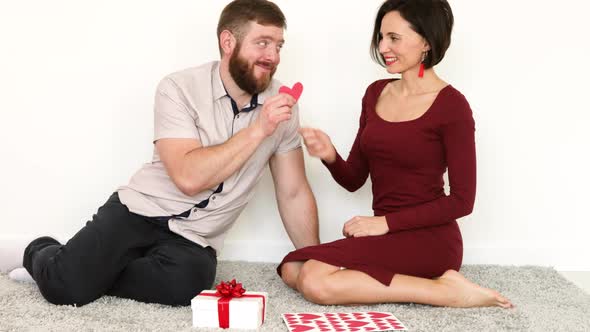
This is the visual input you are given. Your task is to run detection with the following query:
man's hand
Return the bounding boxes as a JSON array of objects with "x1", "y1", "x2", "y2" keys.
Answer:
[
  {"x1": 298, "y1": 128, "x2": 337, "y2": 164},
  {"x1": 342, "y1": 216, "x2": 389, "y2": 238},
  {"x1": 253, "y1": 94, "x2": 296, "y2": 137}
]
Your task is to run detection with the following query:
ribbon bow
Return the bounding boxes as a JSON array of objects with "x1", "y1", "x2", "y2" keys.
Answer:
[
  {"x1": 215, "y1": 279, "x2": 246, "y2": 298},
  {"x1": 200, "y1": 279, "x2": 265, "y2": 329}
]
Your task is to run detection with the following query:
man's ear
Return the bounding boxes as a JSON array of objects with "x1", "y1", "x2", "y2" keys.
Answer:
[{"x1": 220, "y1": 30, "x2": 236, "y2": 57}]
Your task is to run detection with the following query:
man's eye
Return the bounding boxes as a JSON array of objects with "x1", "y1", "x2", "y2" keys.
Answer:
[{"x1": 257, "y1": 41, "x2": 268, "y2": 47}]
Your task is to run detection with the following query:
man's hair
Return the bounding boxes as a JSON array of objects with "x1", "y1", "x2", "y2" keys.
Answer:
[
  {"x1": 370, "y1": 0, "x2": 454, "y2": 69},
  {"x1": 217, "y1": 0, "x2": 287, "y2": 55}
]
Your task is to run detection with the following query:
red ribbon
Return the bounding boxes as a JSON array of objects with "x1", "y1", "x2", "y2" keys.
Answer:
[{"x1": 199, "y1": 279, "x2": 266, "y2": 329}]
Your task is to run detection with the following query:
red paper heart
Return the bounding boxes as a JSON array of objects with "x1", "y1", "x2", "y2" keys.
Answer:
[
  {"x1": 368, "y1": 312, "x2": 390, "y2": 319},
  {"x1": 279, "y1": 82, "x2": 304, "y2": 101},
  {"x1": 364, "y1": 328, "x2": 376, "y2": 331},
  {"x1": 290, "y1": 325, "x2": 314, "y2": 332},
  {"x1": 338, "y1": 313, "x2": 351, "y2": 320},
  {"x1": 346, "y1": 320, "x2": 369, "y2": 328},
  {"x1": 297, "y1": 313, "x2": 322, "y2": 320}
]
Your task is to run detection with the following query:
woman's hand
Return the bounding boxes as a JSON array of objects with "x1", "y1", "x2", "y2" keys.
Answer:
[
  {"x1": 342, "y1": 216, "x2": 389, "y2": 238},
  {"x1": 298, "y1": 127, "x2": 337, "y2": 164}
]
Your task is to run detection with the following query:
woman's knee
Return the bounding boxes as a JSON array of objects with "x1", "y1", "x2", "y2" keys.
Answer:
[
  {"x1": 296, "y1": 263, "x2": 333, "y2": 305},
  {"x1": 280, "y1": 262, "x2": 302, "y2": 289}
]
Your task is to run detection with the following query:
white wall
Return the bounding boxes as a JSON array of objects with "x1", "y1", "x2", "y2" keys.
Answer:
[{"x1": 1, "y1": 0, "x2": 588, "y2": 270}]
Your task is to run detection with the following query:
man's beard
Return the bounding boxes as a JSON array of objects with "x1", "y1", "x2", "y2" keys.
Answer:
[{"x1": 229, "y1": 47, "x2": 276, "y2": 95}]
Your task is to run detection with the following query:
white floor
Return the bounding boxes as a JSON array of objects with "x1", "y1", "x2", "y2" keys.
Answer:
[{"x1": 558, "y1": 271, "x2": 590, "y2": 294}]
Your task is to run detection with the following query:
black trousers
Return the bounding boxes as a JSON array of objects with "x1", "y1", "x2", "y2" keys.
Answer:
[{"x1": 23, "y1": 193, "x2": 217, "y2": 307}]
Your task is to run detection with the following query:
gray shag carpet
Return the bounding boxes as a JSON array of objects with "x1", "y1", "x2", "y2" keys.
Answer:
[{"x1": 1, "y1": 263, "x2": 589, "y2": 332}]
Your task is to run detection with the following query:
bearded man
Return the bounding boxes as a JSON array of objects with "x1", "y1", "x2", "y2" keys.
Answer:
[{"x1": 11, "y1": 0, "x2": 319, "y2": 307}]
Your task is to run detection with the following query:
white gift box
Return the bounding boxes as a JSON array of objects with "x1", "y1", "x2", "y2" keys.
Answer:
[{"x1": 191, "y1": 290, "x2": 267, "y2": 329}]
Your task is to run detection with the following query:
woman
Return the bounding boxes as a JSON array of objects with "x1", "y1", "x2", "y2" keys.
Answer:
[{"x1": 278, "y1": 0, "x2": 513, "y2": 308}]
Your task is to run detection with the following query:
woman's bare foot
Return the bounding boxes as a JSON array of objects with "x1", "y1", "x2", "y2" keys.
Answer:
[{"x1": 437, "y1": 270, "x2": 513, "y2": 308}]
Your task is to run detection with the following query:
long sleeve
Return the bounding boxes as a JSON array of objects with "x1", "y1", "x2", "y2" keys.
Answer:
[
  {"x1": 385, "y1": 95, "x2": 476, "y2": 233},
  {"x1": 322, "y1": 95, "x2": 370, "y2": 192}
]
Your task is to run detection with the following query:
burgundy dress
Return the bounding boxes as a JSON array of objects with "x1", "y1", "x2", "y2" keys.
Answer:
[{"x1": 278, "y1": 79, "x2": 476, "y2": 285}]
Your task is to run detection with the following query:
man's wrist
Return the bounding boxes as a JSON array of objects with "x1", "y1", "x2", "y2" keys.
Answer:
[{"x1": 248, "y1": 124, "x2": 268, "y2": 141}]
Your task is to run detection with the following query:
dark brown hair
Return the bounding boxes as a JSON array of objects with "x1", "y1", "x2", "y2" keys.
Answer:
[
  {"x1": 217, "y1": 0, "x2": 287, "y2": 54},
  {"x1": 370, "y1": 0, "x2": 454, "y2": 69}
]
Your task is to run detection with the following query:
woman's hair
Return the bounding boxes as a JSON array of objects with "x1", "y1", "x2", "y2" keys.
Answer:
[
  {"x1": 370, "y1": 0, "x2": 454, "y2": 69},
  {"x1": 217, "y1": 0, "x2": 286, "y2": 54}
]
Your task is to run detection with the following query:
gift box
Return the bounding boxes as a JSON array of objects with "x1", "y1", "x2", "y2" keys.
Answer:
[{"x1": 191, "y1": 280, "x2": 267, "y2": 329}]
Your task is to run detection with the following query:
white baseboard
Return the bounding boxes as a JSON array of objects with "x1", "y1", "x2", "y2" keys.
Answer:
[
  {"x1": 2, "y1": 235, "x2": 588, "y2": 271},
  {"x1": 463, "y1": 247, "x2": 590, "y2": 271},
  {"x1": 217, "y1": 240, "x2": 295, "y2": 263}
]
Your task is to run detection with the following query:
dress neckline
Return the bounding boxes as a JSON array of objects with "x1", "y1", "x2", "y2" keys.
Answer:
[{"x1": 373, "y1": 79, "x2": 451, "y2": 124}]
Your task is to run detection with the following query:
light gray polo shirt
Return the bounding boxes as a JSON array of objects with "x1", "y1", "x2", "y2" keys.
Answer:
[{"x1": 118, "y1": 61, "x2": 301, "y2": 254}]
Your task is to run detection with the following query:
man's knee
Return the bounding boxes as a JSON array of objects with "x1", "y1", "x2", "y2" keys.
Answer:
[
  {"x1": 36, "y1": 275, "x2": 100, "y2": 307},
  {"x1": 164, "y1": 261, "x2": 217, "y2": 305},
  {"x1": 161, "y1": 275, "x2": 214, "y2": 306},
  {"x1": 28, "y1": 243, "x2": 101, "y2": 307}
]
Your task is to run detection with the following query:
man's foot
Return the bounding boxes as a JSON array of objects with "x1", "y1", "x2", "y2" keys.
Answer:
[
  {"x1": 9, "y1": 268, "x2": 35, "y2": 283},
  {"x1": 23, "y1": 236, "x2": 60, "y2": 276},
  {"x1": 437, "y1": 270, "x2": 513, "y2": 308}
]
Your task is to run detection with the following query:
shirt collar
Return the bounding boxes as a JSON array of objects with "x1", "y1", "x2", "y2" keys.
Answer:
[{"x1": 212, "y1": 62, "x2": 227, "y2": 101}]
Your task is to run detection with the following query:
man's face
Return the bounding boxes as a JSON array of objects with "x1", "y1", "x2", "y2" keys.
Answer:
[{"x1": 229, "y1": 22, "x2": 284, "y2": 95}]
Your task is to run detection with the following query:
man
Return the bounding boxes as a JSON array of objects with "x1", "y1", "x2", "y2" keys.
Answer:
[{"x1": 12, "y1": 0, "x2": 319, "y2": 306}]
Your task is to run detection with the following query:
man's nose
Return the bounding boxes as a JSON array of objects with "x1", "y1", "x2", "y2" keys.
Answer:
[{"x1": 265, "y1": 47, "x2": 280, "y2": 63}]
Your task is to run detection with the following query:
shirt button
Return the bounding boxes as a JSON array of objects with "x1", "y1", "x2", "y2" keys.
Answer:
[
  {"x1": 193, "y1": 208, "x2": 198, "y2": 213},
  {"x1": 236, "y1": 115, "x2": 240, "y2": 119},
  {"x1": 211, "y1": 196, "x2": 216, "y2": 201}
]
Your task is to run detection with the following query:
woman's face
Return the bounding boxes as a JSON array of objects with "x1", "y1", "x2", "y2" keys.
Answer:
[{"x1": 378, "y1": 11, "x2": 430, "y2": 75}]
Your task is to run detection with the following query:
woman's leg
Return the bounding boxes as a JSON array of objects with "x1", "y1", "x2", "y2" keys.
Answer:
[{"x1": 296, "y1": 259, "x2": 513, "y2": 308}]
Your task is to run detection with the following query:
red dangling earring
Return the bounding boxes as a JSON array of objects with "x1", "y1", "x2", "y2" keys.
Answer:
[{"x1": 418, "y1": 52, "x2": 426, "y2": 78}]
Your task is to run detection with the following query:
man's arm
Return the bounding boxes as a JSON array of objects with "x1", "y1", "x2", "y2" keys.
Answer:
[
  {"x1": 270, "y1": 148, "x2": 320, "y2": 249},
  {"x1": 157, "y1": 93, "x2": 296, "y2": 197},
  {"x1": 156, "y1": 127, "x2": 265, "y2": 196}
]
